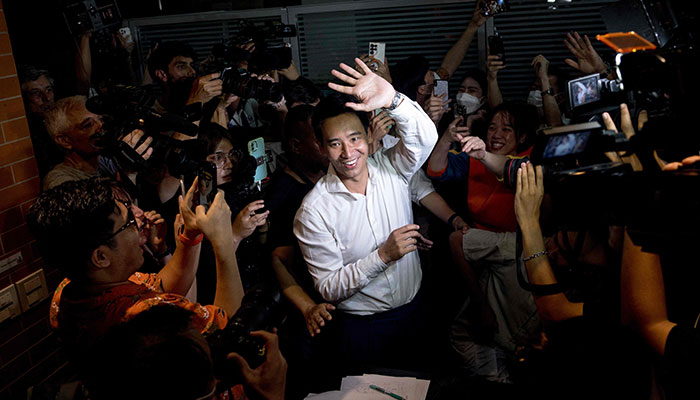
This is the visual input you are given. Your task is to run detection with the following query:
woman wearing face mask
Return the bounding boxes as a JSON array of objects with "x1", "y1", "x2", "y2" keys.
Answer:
[{"x1": 528, "y1": 55, "x2": 567, "y2": 128}]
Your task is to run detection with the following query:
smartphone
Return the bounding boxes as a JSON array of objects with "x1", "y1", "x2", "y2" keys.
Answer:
[
  {"x1": 373, "y1": 108, "x2": 396, "y2": 135},
  {"x1": 478, "y1": 0, "x2": 509, "y2": 16},
  {"x1": 197, "y1": 161, "x2": 218, "y2": 210},
  {"x1": 433, "y1": 79, "x2": 449, "y2": 110},
  {"x1": 248, "y1": 137, "x2": 268, "y2": 184},
  {"x1": 368, "y1": 42, "x2": 386, "y2": 65},
  {"x1": 488, "y1": 35, "x2": 505, "y2": 64},
  {"x1": 118, "y1": 27, "x2": 134, "y2": 46}
]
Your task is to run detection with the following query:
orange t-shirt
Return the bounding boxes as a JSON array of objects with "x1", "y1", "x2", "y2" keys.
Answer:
[{"x1": 50, "y1": 272, "x2": 228, "y2": 358}]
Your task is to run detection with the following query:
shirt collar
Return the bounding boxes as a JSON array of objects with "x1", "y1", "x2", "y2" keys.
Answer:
[{"x1": 324, "y1": 160, "x2": 377, "y2": 196}]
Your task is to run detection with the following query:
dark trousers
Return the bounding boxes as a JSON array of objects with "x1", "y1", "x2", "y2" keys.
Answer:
[{"x1": 322, "y1": 292, "x2": 425, "y2": 377}]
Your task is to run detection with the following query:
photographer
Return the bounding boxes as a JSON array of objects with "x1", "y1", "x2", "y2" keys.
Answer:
[
  {"x1": 19, "y1": 65, "x2": 64, "y2": 177},
  {"x1": 42, "y1": 95, "x2": 153, "y2": 190},
  {"x1": 85, "y1": 304, "x2": 287, "y2": 400},
  {"x1": 148, "y1": 41, "x2": 223, "y2": 116},
  {"x1": 26, "y1": 177, "x2": 249, "y2": 366}
]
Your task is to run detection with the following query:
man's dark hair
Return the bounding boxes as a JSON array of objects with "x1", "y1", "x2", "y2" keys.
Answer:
[
  {"x1": 84, "y1": 305, "x2": 214, "y2": 400},
  {"x1": 284, "y1": 104, "x2": 316, "y2": 152},
  {"x1": 27, "y1": 178, "x2": 118, "y2": 283},
  {"x1": 392, "y1": 55, "x2": 430, "y2": 102},
  {"x1": 490, "y1": 101, "x2": 540, "y2": 153},
  {"x1": 311, "y1": 94, "x2": 369, "y2": 145},
  {"x1": 147, "y1": 41, "x2": 197, "y2": 82},
  {"x1": 18, "y1": 65, "x2": 53, "y2": 86},
  {"x1": 459, "y1": 69, "x2": 488, "y2": 97},
  {"x1": 286, "y1": 79, "x2": 321, "y2": 107}
]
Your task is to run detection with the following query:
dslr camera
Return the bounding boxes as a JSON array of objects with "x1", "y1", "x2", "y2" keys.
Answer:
[{"x1": 206, "y1": 286, "x2": 285, "y2": 384}]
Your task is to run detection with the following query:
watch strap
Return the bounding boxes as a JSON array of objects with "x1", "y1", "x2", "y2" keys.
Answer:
[{"x1": 387, "y1": 91, "x2": 403, "y2": 111}]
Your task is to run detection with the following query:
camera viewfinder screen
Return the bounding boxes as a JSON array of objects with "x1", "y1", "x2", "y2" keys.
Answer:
[
  {"x1": 542, "y1": 131, "x2": 592, "y2": 159},
  {"x1": 569, "y1": 74, "x2": 601, "y2": 108}
]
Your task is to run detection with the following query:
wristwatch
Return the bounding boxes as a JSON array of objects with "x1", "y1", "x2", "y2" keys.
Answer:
[
  {"x1": 541, "y1": 88, "x2": 555, "y2": 97},
  {"x1": 387, "y1": 91, "x2": 403, "y2": 111}
]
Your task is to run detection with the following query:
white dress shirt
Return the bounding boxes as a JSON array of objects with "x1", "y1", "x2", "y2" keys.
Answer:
[{"x1": 293, "y1": 96, "x2": 438, "y2": 315}]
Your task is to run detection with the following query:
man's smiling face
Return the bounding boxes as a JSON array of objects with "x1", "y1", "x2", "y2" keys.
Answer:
[{"x1": 321, "y1": 112, "x2": 369, "y2": 183}]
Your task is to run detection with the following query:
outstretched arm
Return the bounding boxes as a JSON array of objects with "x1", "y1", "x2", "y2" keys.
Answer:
[
  {"x1": 271, "y1": 246, "x2": 335, "y2": 337},
  {"x1": 515, "y1": 162, "x2": 583, "y2": 321},
  {"x1": 439, "y1": 4, "x2": 489, "y2": 79},
  {"x1": 329, "y1": 58, "x2": 437, "y2": 180},
  {"x1": 157, "y1": 179, "x2": 202, "y2": 296},
  {"x1": 620, "y1": 230, "x2": 675, "y2": 355}
]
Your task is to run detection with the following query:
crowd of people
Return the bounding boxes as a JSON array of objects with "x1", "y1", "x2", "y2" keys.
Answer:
[{"x1": 18, "y1": 3, "x2": 698, "y2": 399}]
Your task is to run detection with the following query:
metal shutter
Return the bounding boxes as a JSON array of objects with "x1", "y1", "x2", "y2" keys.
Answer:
[
  {"x1": 127, "y1": 10, "x2": 283, "y2": 81},
  {"x1": 289, "y1": 0, "x2": 480, "y2": 96},
  {"x1": 487, "y1": 0, "x2": 619, "y2": 100}
]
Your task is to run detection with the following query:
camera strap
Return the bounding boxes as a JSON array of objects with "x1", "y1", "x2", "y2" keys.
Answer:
[{"x1": 516, "y1": 229, "x2": 564, "y2": 296}]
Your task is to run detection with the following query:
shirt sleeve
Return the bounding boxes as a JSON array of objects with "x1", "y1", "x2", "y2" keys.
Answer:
[
  {"x1": 385, "y1": 95, "x2": 438, "y2": 182},
  {"x1": 409, "y1": 169, "x2": 435, "y2": 204},
  {"x1": 293, "y1": 205, "x2": 389, "y2": 303},
  {"x1": 427, "y1": 150, "x2": 471, "y2": 182},
  {"x1": 124, "y1": 293, "x2": 229, "y2": 336}
]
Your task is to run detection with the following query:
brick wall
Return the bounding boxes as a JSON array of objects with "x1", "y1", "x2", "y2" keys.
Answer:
[{"x1": 0, "y1": 1, "x2": 69, "y2": 398}]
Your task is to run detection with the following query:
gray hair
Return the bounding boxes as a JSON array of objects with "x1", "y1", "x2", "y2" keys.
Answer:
[{"x1": 44, "y1": 96, "x2": 87, "y2": 138}]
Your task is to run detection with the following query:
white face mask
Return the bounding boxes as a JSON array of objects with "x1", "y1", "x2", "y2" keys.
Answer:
[
  {"x1": 455, "y1": 92, "x2": 483, "y2": 115},
  {"x1": 527, "y1": 90, "x2": 543, "y2": 108}
]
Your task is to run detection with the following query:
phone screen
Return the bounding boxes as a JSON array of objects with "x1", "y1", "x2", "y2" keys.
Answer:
[{"x1": 197, "y1": 162, "x2": 218, "y2": 210}]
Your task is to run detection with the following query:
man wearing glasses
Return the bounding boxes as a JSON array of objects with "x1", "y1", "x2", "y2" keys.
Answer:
[{"x1": 27, "y1": 177, "x2": 246, "y2": 367}]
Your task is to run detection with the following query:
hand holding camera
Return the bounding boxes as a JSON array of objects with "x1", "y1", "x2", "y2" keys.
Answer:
[
  {"x1": 178, "y1": 177, "x2": 204, "y2": 240},
  {"x1": 227, "y1": 330, "x2": 287, "y2": 400},
  {"x1": 424, "y1": 93, "x2": 451, "y2": 125},
  {"x1": 443, "y1": 116, "x2": 471, "y2": 144},
  {"x1": 232, "y1": 200, "x2": 269, "y2": 243},
  {"x1": 486, "y1": 54, "x2": 505, "y2": 81},
  {"x1": 358, "y1": 54, "x2": 392, "y2": 84},
  {"x1": 514, "y1": 162, "x2": 544, "y2": 230},
  {"x1": 187, "y1": 72, "x2": 224, "y2": 105},
  {"x1": 195, "y1": 189, "x2": 234, "y2": 249}
]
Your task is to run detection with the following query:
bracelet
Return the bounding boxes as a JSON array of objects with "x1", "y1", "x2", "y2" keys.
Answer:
[
  {"x1": 523, "y1": 250, "x2": 549, "y2": 262},
  {"x1": 447, "y1": 213, "x2": 459, "y2": 226},
  {"x1": 178, "y1": 225, "x2": 204, "y2": 246}
]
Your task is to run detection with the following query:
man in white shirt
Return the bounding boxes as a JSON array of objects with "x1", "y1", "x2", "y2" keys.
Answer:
[{"x1": 293, "y1": 58, "x2": 437, "y2": 371}]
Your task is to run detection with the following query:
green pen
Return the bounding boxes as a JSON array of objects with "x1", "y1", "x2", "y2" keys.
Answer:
[{"x1": 369, "y1": 384, "x2": 406, "y2": 400}]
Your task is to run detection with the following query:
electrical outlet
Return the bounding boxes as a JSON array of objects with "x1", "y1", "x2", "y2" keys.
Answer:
[
  {"x1": 15, "y1": 269, "x2": 49, "y2": 312},
  {"x1": 0, "y1": 252, "x2": 23, "y2": 275},
  {"x1": 0, "y1": 285, "x2": 21, "y2": 324}
]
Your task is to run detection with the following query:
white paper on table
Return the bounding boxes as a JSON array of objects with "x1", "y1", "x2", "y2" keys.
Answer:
[{"x1": 340, "y1": 374, "x2": 429, "y2": 400}]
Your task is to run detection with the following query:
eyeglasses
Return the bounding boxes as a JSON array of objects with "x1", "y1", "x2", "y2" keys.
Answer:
[
  {"x1": 206, "y1": 149, "x2": 239, "y2": 168},
  {"x1": 106, "y1": 207, "x2": 137, "y2": 241}
]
